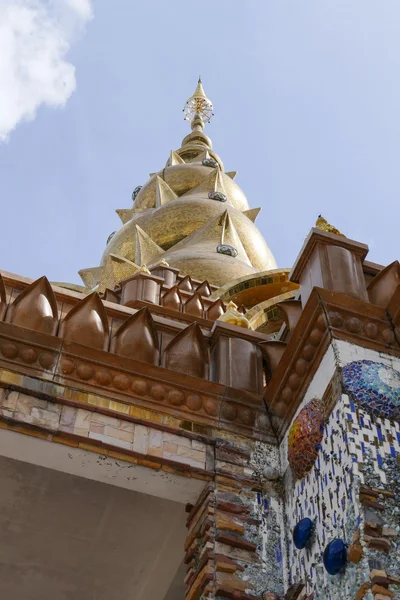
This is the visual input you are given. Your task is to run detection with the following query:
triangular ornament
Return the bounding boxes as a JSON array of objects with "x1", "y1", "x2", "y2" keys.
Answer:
[
  {"x1": 181, "y1": 168, "x2": 226, "y2": 198},
  {"x1": 78, "y1": 266, "x2": 104, "y2": 289},
  {"x1": 166, "y1": 150, "x2": 185, "y2": 167},
  {"x1": 134, "y1": 225, "x2": 165, "y2": 266},
  {"x1": 155, "y1": 176, "x2": 178, "y2": 207},
  {"x1": 98, "y1": 254, "x2": 140, "y2": 293},
  {"x1": 242, "y1": 207, "x2": 261, "y2": 223}
]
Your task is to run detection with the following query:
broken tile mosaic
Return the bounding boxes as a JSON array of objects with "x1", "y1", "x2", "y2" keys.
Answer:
[
  {"x1": 342, "y1": 360, "x2": 400, "y2": 420},
  {"x1": 288, "y1": 399, "x2": 325, "y2": 479}
]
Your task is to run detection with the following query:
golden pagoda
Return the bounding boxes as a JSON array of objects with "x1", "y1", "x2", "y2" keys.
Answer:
[{"x1": 79, "y1": 79, "x2": 277, "y2": 292}]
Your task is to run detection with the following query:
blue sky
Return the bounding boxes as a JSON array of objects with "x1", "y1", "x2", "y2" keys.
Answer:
[{"x1": 0, "y1": 1, "x2": 399, "y2": 285}]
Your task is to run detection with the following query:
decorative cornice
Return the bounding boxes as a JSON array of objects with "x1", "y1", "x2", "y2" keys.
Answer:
[
  {"x1": 264, "y1": 287, "x2": 400, "y2": 438},
  {"x1": 0, "y1": 321, "x2": 274, "y2": 443}
]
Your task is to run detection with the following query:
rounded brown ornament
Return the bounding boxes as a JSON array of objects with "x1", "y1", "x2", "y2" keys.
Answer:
[
  {"x1": 1, "y1": 343, "x2": 18, "y2": 359},
  {"x1": 60, "y1": 359, "x2": 74, "y2": 375},
  {"x1": 76, "y1": 364, "x2": 94, "y2": 380},
  {"x1": 346, "y1": 317, "x2": 362, "y2": 333},
  {"x1": 167, "y1": 389, "x2": 184, "y2": 406},
  {"x1": 20, "y1": 348, "x2": 38, "y2": 364},
  {"x1": 38, "y1": 353, "x2": 55, "y2": 370},
  {"x1": 113, "y1": 374, "x2": 131, "y2": 391},
  {"x1": 302, "y1": 344, "x2": 315, "y2": 361},
  {"x1": 95, "y1": 370, "x2": 112, "y2": 386},
  {"x1": 151, "y1": 384, "x2": 166, "y2": 401},
  {"x1": 222, "y1": 403, "x2": 237, "y2": 421},
  {"x1": 203, "y1": 398, "x2": 218, "y2": 416},
  {"x1": 132, "y1": 379, "x2": 148, "y2": 395},
  {"x1": 328, "y1": 311, "x2": 344, "y2": 328},
  {"x1": 186, "y1": 394, "x2": 202, "y2": 411}
]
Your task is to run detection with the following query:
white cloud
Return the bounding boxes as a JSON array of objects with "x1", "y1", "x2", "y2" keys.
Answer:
[{"x1": 0, "y1": 0, "x2": 93, "y2": 142}]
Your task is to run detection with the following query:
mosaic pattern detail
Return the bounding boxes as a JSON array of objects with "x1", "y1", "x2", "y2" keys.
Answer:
[
  {"x1": 286, "y1": 394, "x2": 363, "y2": 599},
  {"x1": 131, "y1": 185, "x2": 142, "y2": 201},
  {"x1": 208, "y1": 191, "x2": 227, "y2": 202},
  {"x1": 288, "y1": 399, "x2": 325, "y2": 479},
  {"x1": 342, "y1": 360, "x2": 400, "y2": 420},
  {"x1": 202, "y1": 158, "x2": 218, "y2": 168},
  {"x1": 286, "y1": 376, "x2": 400, "y2": 597},
  {"x1": 216, "y1": 244, "x2": 238, "y2": 258}
]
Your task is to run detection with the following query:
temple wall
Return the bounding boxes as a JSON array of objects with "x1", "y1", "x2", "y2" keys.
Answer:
[{"x1": 282, "y1": 341, "x2": 400, "y2": 600}]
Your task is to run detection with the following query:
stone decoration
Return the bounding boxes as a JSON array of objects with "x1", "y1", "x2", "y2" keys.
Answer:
[
  {"x1": 131, "y1": 185, "x2": 142, "y2": 201},
  {"x1": 216, "y1": 244, "x2": 238, "y2": 258},
  {"x1": 208, "y1": 191, "x2": 227, "y2": 202},
  {"x1": 342, "y1": 359, "x2": 400, "y2": 420},
  {"x1": 106, "y1": 231, "x2": 116, "y2": 245},
  {"x1": 293, "y1": 517, "x2": 314, "y2": 550},
  {"x1": 6, "y1": 276, "x2": 58, "y2": 336},
  {"x1": 202, "y1": 157, "x2": 218, "y2": 168},
  {"x1": 322, "y1": 539, "x2": 347, "y2": 575},
  {"x1": 58, "y1": 293, "x2": 109, "y2": 350},
  {"x1": 162, "y1": 323, "x2": 209, "y2": 379},
  {"x1": 110, "y1": 306, "x2": 159, "y2": 365},
  {"x1": 287, "y1": 399, "x2": 324, "y2": 479}
]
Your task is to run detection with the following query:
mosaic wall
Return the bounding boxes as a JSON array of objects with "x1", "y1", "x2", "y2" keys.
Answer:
[{"x1": 282, "y1": 342, "x2": 400, "y2": 599}]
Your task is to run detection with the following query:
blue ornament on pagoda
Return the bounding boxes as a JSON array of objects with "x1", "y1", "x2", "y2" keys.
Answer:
[
  {"x1": 323, "y1": 539, "x2": 347, "y2": 575},
  {"x1": 293, "y1": 518, "x2": 314, "y2": 550}
]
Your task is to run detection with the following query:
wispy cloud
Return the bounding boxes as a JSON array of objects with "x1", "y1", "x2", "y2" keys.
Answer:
[{"x1": 0, "y1": 0, "x2": 93, "y2": 142}]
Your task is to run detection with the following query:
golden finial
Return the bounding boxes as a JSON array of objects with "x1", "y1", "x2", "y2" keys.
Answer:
[
  {"x1": 217, "y1": 301, "x2": 252, "y2": 329},
  {"x1": 315, "y1": 215, "x2": 345, "y2": 237},
  {"x1": 183, "y1": 77, "x2": 214, "y2": 128},
  {"x1": 138, "y1": 265, "x2": 151, "y2": 274},
  {"x1": 157, "y1": 258, "x2": 170, "y2": 267}
]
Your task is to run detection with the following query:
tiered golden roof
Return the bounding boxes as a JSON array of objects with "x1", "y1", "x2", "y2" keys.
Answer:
[{"x1": 79, "y1": 80, "x2": 277, "y2": 291}]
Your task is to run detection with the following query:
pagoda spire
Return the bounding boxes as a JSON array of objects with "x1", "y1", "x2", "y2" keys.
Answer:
[{"x1": 183, "y1": 77, "x2": 214, "y2": 128}]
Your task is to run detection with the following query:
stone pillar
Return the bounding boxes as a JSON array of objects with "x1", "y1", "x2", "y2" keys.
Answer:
[
  {"x1": 290, "y1": 228, "x2": 369, "y2": 307},
  {"x1": 150, "y1": 265, "x2": 180, "y2": 288},
  {"x1": 119, "y1": 272, "x2": 164, "y2": 306},
  {"x1": 210, "y1": 322, "x2": 265, "y2": 394},
  {"x1": 185, "y1": 443, "x2": 285, "y2": 600}
]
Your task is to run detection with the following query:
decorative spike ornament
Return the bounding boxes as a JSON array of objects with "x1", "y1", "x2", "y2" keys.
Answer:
[
  {"x1": 163, "y1": 323, "x2": 209, "y2": 378},
  {"x1": 111, "y1": 307, "x2": 159, "y2": 364},
  {"x1": 188, "y1": 149, "x2": 211, "y2": 164},
  {"x1": 134, "y1": 225, "x2": 165, "y2": 266},
  {"x1": 165, "y1": 210, "x2": 251, "y2": 266},
  {"x1": 225, "y1": 171, "x2": 237, "y2": 180},
  {"x1": 181, "y1": 168, "x2": 225, "y2": 198},
  {"x1": 115, "y1": 208, "x2": 147, "y2": 225},
  {"x1": 7, "y1": 276, "x2": 58, "y2": 335},
  {"x1": 59, "y1": 293, "x2": 109, "y2": 350},
  {"x1": 155, "y1": 176, "x2": 178, "y2": 207},
  {"x1": 243, "y1": 208, "x2": 261, "y2": 223},
  {"x1": 97, "y1": 254, "x2": 141, "y2": 293},
  {"x1": 78, "y1": 266, "x2": 104, "y2": 289},
  {"x1": 166, "y1": 150, "x2": 185, "y2": 167}
]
